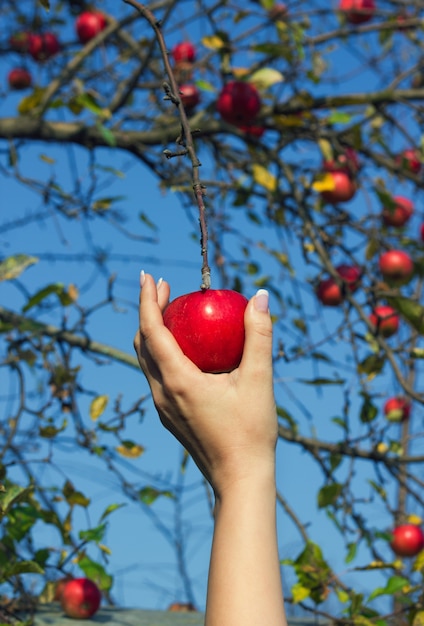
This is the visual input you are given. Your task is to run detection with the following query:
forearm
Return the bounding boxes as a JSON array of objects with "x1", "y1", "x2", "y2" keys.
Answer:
[{"x1": 205, "y1": 466, "x2": 287, "y2": 626}]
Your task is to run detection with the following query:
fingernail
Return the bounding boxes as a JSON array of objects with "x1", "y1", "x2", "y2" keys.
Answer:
[
  {"x1": 140, "y1": 270, "x2": 145, "y2": 288},
  {"x1": 157, "y1": 277, "x2": 163, "y2": 290},
  {"x1": 254, "y1": 289, "x2": 269, "y2": 312}
]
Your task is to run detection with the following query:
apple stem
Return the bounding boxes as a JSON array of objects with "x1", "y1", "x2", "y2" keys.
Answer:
[{"x1": 122, "y1": 0, "x2": 211, "y2": 290}]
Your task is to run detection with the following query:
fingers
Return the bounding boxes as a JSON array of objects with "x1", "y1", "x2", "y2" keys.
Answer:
[
  {"x1": 239, "y1": 289, "x2": 273, "y2": 384},
  {"x1": 135, "y1": 273, "x2": 197, "y2": 381}
]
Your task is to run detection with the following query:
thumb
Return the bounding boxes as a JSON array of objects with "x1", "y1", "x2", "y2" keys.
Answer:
[{"x1": 239, "y1": 289, "x2": 273, "y2": 380}]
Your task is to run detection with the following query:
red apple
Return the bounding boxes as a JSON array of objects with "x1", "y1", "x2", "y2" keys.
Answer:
[
  {"x1": 217, "y1": 81, "x2": 261, "y2": 126},
  {"x1": 179, "y1": 83, "x2": 200, "y2": 110},
  {"x1": 54, "y1": 576, "x2": 74, "y2": 602},
  {"x1": 323, "y1": 148, "x2": 360, "y2": 175},
  {"x1": 379, "y1": 250, "x2": 414, "y2": 285},
  {"x1": 75, "y1": 11, "x2": 107, "y2": 44},
  {"x1": 172, "y1": 41, "x2": 196, "y2": 64},
  {"x1": 320, "y1": 170, "x2": 357, "y2": 204},
  {"x1": 60, "y1": 577, "x2": 101, "y2": 619},
  {"x1": 390, "y1": 524, "x2": 424, "y2": 557},
  {"x1": 268, "y1": 3, "x2": 288, "y2": 21},
  {"x1": 167, "y1": 602, "x2": 197, "y2": 612},
  {"x1": 369, "y1": 305, "x2": 399, "y2": 338},
  {"x1": 9, "y1": 32, "x2": 31, "y2": 53},
  {"x1": 421, "y1": 223, "x2": 424, "y2": 242},
  {"x1": 163, "y1": 289, "x2": 248, "y2": 373},
  {"x1": 8, "y1": 68, "x2": 32, "y2": 90},
  {"x1": 382, "y1": 195, "x2": 414, "y2": 227},
  {"x1": 316, "y1": 264, "x2": 361, "y2": 306},
  {"x1": 237, "y1": 124, "x2": 265, "y2": 137},
  {"x1": 396, "y1": 148, "x2": 422, "y2": 175},
  {"x1": 28, "y1": 32, "x2": 60, "y2": 62},
  {"x1": 339, "y1": 0, "x2": 376, "y2": 24},
  {"x1": 383, "y1": 397, "x2": 411, "y2": 422}
]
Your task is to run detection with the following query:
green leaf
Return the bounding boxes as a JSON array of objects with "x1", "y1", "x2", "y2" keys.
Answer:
[
  {"x1": 139, "y1": 212, "x2": 158, "y2": 231},
  {"x1": 5, "y1": 560, "x2": 44, "y2": 577},
  {"x1": 277, "y1": 406, "x2": 298, "y2": 433},
  {"x1": 97, "y1": 123, "x2": 117, "y2": 147},
  {"x1": 345, "y1": 542, "x2": 357, "y2": 564},
  {"x1": 327, "y1": 111, "x2": 352, "y2": 124},
  {"x1": 368, "y1": 576, "x2": 409, "y2": 601},
  {"x1": 22, "y1": 283, "x2": 71, "y2": 313},
  {"x1": 0, "y1": 485, "x2": 32, "y2": 517},
  {"x1": 387, "y1": 296, "x2": 424, "y2": 335},
  {"x1": 317, "y1": 483, "x2": 343, "y2": 508},
  {"x1": 78, "y1": 556, "x2": 113, "y2": 591},
  {"x1": 357, "y1": 354, "x2": 386, "y2": 379},
  {"x1": 99, "y1": 502, "x2": 126, "y2": 523},
  {"x1": 79, "y1": 523, "x2": 107, "y2": 543},
  {"x1": 299, "y1": 377, "x2": 344, "y2": 386},
  {"x1": 138, "y1": 487, "x2": 174, "y2": 506},
  {"x1": 359, "y1": 396, "x2": 378, "y2": 423},
  {"x1": 0, "y1": 255, "x2": 38, "y2": 282}
]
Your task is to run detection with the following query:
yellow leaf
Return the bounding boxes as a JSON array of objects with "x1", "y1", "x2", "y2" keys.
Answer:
[
  {"x1": 291, "y1": 582, "x2": 310, "y2": 604},
  {"x1": 201, "y1": 35, "x2": 226, "y2": 50},
  {"x1": 232, "y1": 67, "x2": 251, "y2": 79},
  {"x1": 252, "y1": 164, "x2": 277, "y2": 192},
  {"x1": 90, "y1": 395, "x2": 109, "y2": 421},
  {"x1": 407, "y1": 514, "x2": 423, "y2": 525},
  {"x1": 336, "y1": 589, "x2": 350, "y2": 603},
  {"x1": 116, "y1": 442, "x2": 144, "y2": 459},
  {"x1": 99, "y1": 543, "x2": 112, "y2": 555},
  {"x1": 312, "y1": 172, "x2": 336, "y2": 192},
  {"x1": 18, "y1": 87, "x2": 46, "y2": 115},
  {"x1": 249, "y1": 67, "x2": 284, "y2": 90},
  {"x1": 39, "y1": 154, "x2": 56, "y2": 164},
  {"x1": 413, "y1": 550, "x2": 424, "y2": 572},
  {"x1": 412, "y1": 610, "x2": 424, "y2": 626},
  {"x1": 273, "y1": 114, "x2": 305, "y2": 128},
  {"x1": 318, "y1": 139, "x2": 333, "y2": 162},
  {"x1": 67, "y1": 284, "x2": 79, "y2": 302},
  {"x1": 376, "y1": 442, "x2": 388, "y2": 454}
]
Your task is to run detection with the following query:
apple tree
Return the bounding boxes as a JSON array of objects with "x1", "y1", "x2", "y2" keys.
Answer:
[{"x1": 1, "y1": 0, "x2": 424, "y2": 623}]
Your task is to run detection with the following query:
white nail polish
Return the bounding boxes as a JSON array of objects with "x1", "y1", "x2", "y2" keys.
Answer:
[
  {"x1": 140, "y1": 270, "x2": 146, "y2": 287},
  {"x1": 157, "y1": 277, "x2": 163, "y2": 290}
]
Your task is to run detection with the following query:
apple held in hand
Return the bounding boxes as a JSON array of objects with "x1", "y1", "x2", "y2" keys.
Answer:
[
  {"x1": 76, "y1": 11, "x2": 107, "y2": 44},
  {"x1": 382, "y1": 195, "x2": 414, "y2": 227},
  {"x1": 61, "y1": 577, "x2": 101, "y2": 619},
  {"x1": 339, "y1": 0, "x2": 376, "y2": 24},
  {"x1": 390, "y1": 524, "x2": 424, "y2": 557},
  {"x1": 163, "y1": 289, "x2": 248, "y2": 373},
  {"x1": 383, "y1": 397, "x2": 411, "y2": 422},
  {"x1": 379, "y1": 249, "x2": 414, "y2": 285},
  {"x1": 368, "y1": 305, "x2": 399, "y2": 338},
  {"x1": 217, "y1": 81, "x2": 261, "y2": 126}
]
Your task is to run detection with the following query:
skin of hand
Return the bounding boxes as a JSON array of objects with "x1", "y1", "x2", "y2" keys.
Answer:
[{"x1": 134, "y1": 272, "x2": 287, "y2": 626}]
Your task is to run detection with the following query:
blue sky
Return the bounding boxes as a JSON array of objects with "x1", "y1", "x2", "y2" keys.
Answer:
[{"x1": 1, "y1": 0, "x2": 423, "y2": 613}]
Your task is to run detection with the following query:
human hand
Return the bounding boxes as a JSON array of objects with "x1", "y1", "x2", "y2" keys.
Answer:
[{"x1": 134, "y1": 272, "x2": 277, "y2": 497}]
